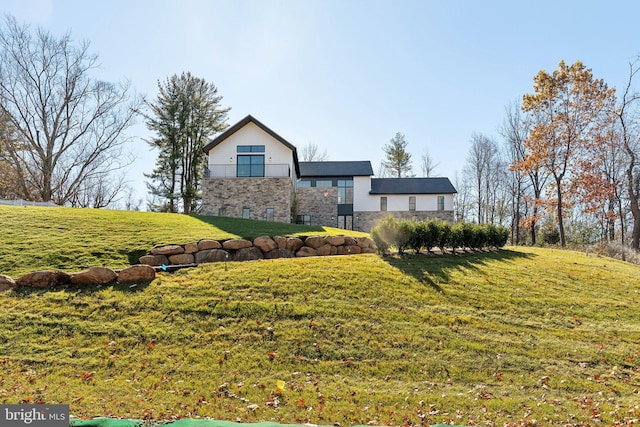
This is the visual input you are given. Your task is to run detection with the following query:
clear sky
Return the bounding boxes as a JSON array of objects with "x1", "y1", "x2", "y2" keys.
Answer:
[{"x1": 4, "y1": 0, "x2": 640, "y2": 204}]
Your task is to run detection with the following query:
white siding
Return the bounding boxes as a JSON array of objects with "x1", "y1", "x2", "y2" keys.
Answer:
[
  {"x1": 207, "y1": 122, "x2": 295, "y2": 180},
  {"x1": 354, "y1": 190, "x2": 454, "y2": 213}
]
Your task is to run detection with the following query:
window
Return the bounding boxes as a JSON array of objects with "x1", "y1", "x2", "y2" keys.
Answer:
[
  {"x1": 380, "y1": 196, "x2": 387, "y2": 211},
  {"x1": 316, "y1": 180, "x2": 333, "y2": 188},
  {"x1": 409, "y1": 196, "x2": 416, "y2": 211},
  {"x1": 237, "y1": 155, "x2": 265, "y2": 177},
  {"x1": 296, "y1": 214, "x2": 311, "y2": 225},
  {"x1": 242, "y1": 208, "x2": 250, "y2": 219},
  {"x1": 298, "y1": 180, "x2": 312, "y2": 187},
  {"x1": 237, "y1": 145, "x2": 265, "y2": 153},
  {"x1": 266, "y1": 208, "x2": 275, "y2": 222},
  {"x1": 337, "y1": 179, "x2": 353, "y2": 204},
  {"x1": 337, "y1": 215, "x2": 353, "y2": 230},
  {"x1": 218, "y1": 207, "x2": 227, "y2": 216},
  {"x1": 437, "y1": 196, "x2": 445, "y2": 211}
]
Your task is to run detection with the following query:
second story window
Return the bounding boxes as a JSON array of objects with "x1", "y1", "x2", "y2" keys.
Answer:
[
  {"x1": 380, "y1": 196, "x2": 387, "y2": 211},
  {"x1": 337, "y1": 179, "x2": 353, "y2": 204},
  {"x1": 437, "y1": 195, "x2": 445, "y2": 211},
  {"x1": 237, "y1": 145, "x2": 265, "y2": 177}
]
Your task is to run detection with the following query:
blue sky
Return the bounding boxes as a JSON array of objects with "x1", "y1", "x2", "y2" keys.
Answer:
[{"x1": 4, "y1": 0, "x2": 640, "y2": 203}]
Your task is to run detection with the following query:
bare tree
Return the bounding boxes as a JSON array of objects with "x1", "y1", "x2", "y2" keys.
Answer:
[
  {"x1": 300, "y1": 142, "x2": 328, "y2": 161},
  {"x1": 464, "y1": 132, "x2": 500, "y2": 224},
  {"x1": 420, "y1": 149, "x2": 440, "y2": 177},
  {"x1": 0, "y1": 15, "x2": 138, "y2": 205}
]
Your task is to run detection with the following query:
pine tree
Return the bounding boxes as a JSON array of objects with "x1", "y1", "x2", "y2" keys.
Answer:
[
  {"x1": 382, "y1": 132, "x2": 413, "y2": 177},
  {"x1": 145, "y1": 72, "x2": 229, "y2": 213}
]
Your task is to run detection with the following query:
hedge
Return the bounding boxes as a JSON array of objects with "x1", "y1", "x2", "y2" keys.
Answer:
[{"x1": 371, "y1": 216, "x2": 509, "y2": 254}]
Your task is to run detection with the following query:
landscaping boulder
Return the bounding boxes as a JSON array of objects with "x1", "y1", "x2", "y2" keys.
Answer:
[
  {"x1": 198, "y1": 239, "x2": 222, "y2": 250},
  {"x1": 264, "y1": 248, "x2": 294, "y2": 259},
  {"x1": 222, "y1": 238, "x2": 252, "y2": 250},
  {"x1": 296, "y1": 246, "x2": 317, "y2": 257},
  {"x1": 304, "y1": 236, "x2": 326, "y2": 249},
  {"x1": 0, "y1": 274, "x2": 16, "y2": 291},
  {"x1": 343, "y1": 236, "x2": 357, "y2": 246},
  {"x1": 357, "y1": 237, "x2": 375, "y2": 249},
  {"x1": 168, "y1": 253, "x2": 195, "y2": 265},
  {"x1": 16, "y1": 270, "x2": 71, "y2": 288},
  {"x1": 151, "y1": 245, "x2": 184, "y2": 256},
  {"x1": 337, "y1": 245, "x2": 361, "y2": 255},
  {"x1": 253, "y1": 236, "x2": 277, "y2": 253},
  {"x1": 117, "y1": 265, "x2": 155, "y2": 283},
  {"x1": 361, "y1": 247, "x2": 377, "y2": 254},
  {"x1": 139, "y1": 254, "x2": 169, "y2": 266},
  {"x1": 184, "y1": 243, "x2": 199, "y2": 254},
  {"x1": 325, "y1": 236, "x2": 346, "y2": 246},
  {"x1": 195, "y1": 249, "x2": 229, "y2": 264},
  {"x1": 70, "y1": 266, "x2": 117, "y2": 286},
  {"x1": 273, "y1": 236, "x2": 288, "y2": 249},
  {"x1": 233, "y1": 247, "x2": 264, "y2": 261},
  {"x1": 286, "y1": 237, "x2": 304, "y2": 252},
  {"x1": 316, "y1": 244, "x2": 335, "y2": 256}
]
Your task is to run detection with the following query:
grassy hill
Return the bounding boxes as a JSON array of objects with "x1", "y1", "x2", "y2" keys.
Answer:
[
  {"x1": 0, "y1": 206, "x2": 639, "y2": 426},
  {"x1": 0, "y1": 205, "x2": 366, "y2": 277}
]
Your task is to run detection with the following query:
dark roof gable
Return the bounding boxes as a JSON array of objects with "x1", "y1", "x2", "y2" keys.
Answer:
[
  {"x1": 370, "y1": 177, "x2": 457, "y2": 195},
  {"x1": 299, "y1": 161, "x2": 374, "y2": 177},
  {"x1": 202, "y1": 114, "x2": 300, "y2": 177}
]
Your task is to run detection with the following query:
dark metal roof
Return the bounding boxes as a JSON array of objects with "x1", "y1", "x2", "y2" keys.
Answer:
[
  {"x1": 202, "y1": 115, "x2": 300, "y2": 178},
  {"x1": 299, "y1": 161, "x2": 374, "y2": 177},
  {"x1": 369, "y1": 177, "x2": 457, "y2": 194}
]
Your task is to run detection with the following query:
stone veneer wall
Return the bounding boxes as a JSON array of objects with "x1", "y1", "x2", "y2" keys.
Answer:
[
  {"x1": 354, "y1": 210, "x2": 455, "y2": 233},
  {"x1": 294, "y1": 187, "x2": 338, "y2": 227},
  {"x1": 201, "y1": 177, "x2": 293, "y2": 223}
]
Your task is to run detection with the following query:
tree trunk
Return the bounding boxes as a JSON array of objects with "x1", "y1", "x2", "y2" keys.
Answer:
[{"x1": 555, "y1": 177, "x2": 566, "y2": 248}]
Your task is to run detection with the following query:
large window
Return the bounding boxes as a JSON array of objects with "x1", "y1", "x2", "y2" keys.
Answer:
[
  {"x1": 296, "y1": 214, "x2": 311, "y2": 225},
  {"x1": 337, "y1": 179, "x2": 353, "y2": 204},
  {"x1": 316, "y1": 180, "x2": 332, "y2": 188},
  {"x1": 337, "y1": 215, "x2": 353, "y2": 230},
  {"x1": 409, "y1": 196, "x2": 416, "y2": 211},
  {"x1": 237, "y1": 155, "x2": 265, "y2": 177},
  {"x1": 380, "y1": 196, "x2": 387, "y2": 211},
  {"x1": 437, "y1": 196, "x2": 445, "y2": 211},
  {"x1": 237, "y1": 145, "x2": 265, "y2": 153}
]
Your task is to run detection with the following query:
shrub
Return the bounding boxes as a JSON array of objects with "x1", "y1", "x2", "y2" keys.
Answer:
[
  {"x1": 371, "y1": 215, "x2": 397, "y2": 254},
  {"x1": 438, "y1": 222, "x2": 452, "y2": 253},
  {"x1": 396, "y1": 220, "x2": 414, "y2": 254},
  {"x1": 424, "y1": 219, "x2": 441, "y2": 252},
  {"x1": 450, "y1": 223, "x2": 465, "y2": 254},
  {"x1": 409, "y1": 220, "x2": 427, "y2": 254}
]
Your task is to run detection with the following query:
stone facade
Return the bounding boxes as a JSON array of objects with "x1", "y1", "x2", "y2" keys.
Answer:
[
  {"x1": 295, "y1": 187, "x2": 339, "y2": 227},
  {"x1": 354, "y1": 210, "x2": 455, "y2": 233},
  {"x1": 201, "y1": 177, "x2": 293, "y2": 223}
]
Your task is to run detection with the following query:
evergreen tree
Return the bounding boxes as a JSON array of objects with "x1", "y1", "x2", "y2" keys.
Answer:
[
  {"x1": 382, "y1": 132, "x2": 413, "y2": 177},
  {"x1": 145, "y1": 72, "x2": 229, "y2": 213}
]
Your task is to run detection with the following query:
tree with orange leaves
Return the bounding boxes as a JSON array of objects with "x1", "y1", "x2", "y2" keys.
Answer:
[{"x1": 518, "y1": 60, "x2": 615, "y2": 248}]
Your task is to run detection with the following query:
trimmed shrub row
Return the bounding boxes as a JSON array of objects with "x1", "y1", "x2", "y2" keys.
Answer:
[{"x1": 371, "y1": 216, "x2": 509, "y2": 254}]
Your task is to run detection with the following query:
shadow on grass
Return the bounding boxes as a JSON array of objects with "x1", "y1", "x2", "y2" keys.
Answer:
[
  {"x1": 382, "y1": 248, "x2": 536, "y2": 293},
  {"x1": 10, "y1": 279, "x2": 153, "y2": 297},
  {"x1": 190, "y1": 213, "x2": 328, "y2": 239}
]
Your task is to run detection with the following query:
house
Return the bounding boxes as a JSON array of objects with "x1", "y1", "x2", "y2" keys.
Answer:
[{"x1": 202, "y1": 115, "x2": 456, "y2": 231}]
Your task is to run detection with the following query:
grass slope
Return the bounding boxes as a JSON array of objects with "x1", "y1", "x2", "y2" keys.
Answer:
[
  {"x1": 0, "y1": 245, "x2": 639, "y2": 426},
  {"x1": 0, "y1": 205, "x2": 366, "y2": 277}
]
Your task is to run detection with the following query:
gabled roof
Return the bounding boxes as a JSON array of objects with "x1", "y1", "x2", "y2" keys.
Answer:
[
  {"x1": 299, "y1": 161, "x2": 374, "y2": 177},
  {"x1": 370, "y1": 177, "x2": 457, "y2": 195},
  {"x1": 203, "y1": 114, "x2": 300, "y2": 177}
]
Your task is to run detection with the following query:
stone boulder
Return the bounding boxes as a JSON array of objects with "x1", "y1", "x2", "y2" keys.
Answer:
[
  {"x1": 139, "y1": 254, "x2": 169, "y2": 266},
  {"x1": 16, "y1": 270, "x2": 71, "y2": 288},
  {"x1": 168, "y1": 253, "x2": 195, "y2": 265},
  {"x1": 357, "y1": 237, "x2": 375, "y2": 249},
  {"x1": 273, "y1": 236, "x2": 288, "y2": 249},
  {"x1": 264, "y1": 248, "x2": 294, "y2": 259},
  {"x1": 195, "y1": 249, "x2": 230, "y2": 264},
  {"x1": 316, "y1": 244, "x2": 335, "y2": 256},
  {"x1": 362, "y1": 247, "x2": 377, "y2": 254},
  {"x1": 70, "y1": 266, "x2": 117, "y2": 286},
  {"x1": 198, "y1": 239, "x2": 222, "y2": 250},
  {"x1": 286, "y1": 237, "x2": 304, "y2": 252},
  {"x1": 253, "y1": 236, "x2": 278, "y2": 253},
  {"x1": 184, "y1": 243, "x2": 199, "y2": 254},
  {"x1": 117, "y1": 265, "x2": 155, "y2": 284},
  {"x1": 0, "y1": 274, "x2": 16, "y2": 291},
  {"x1": 304, "y1": 236, "x2": 326, "y2": 249},
  {"x1": 233, "y1": 247, "x2": 264, "y2": 261},
  {"x1": 337, "y1": 245, "x2": 362, "y2": 255},
  {"x1": 222, "y1": 239, "x2": 252, "y2": 250},
  {"x1": 343, "y1": 236, "x2": 357, "y2": 246},
  {"x1": 325, "y1": 236, "x2": 346, "y2": 246},
  {"x1": 296, "y1": 246, "x2": 317, "y2": 257},
  {"x1": 151, "y1": 245, "x2": 184, "y2": 256}
]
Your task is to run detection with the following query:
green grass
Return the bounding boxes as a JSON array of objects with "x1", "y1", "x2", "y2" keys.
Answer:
[
  {"x1": 0, "y1": 205, "x2": 366, "y2": 277},
  {"x1": 0, "y1": 232, "x2": 639, "y2": 426}
]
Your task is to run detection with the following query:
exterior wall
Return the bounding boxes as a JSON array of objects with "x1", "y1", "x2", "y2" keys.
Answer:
[
  {"x1": 354, "y1": 209, "x2": 455, "y2": 233},
  {"x1": 201, "y1": 177, "x2": 293, "y2": 223},
  {"x1": 355, "y1": 192, "x2": 455, "y2": 212},
  {"x1": 207, "y1": 122, "x2": 296, "y2": 182},
  {"x1": 353, "y1": 176, "x2": 373, "y2": 210},
  {"x1": 295, "y1": 187, "x2": 338, "y2": 227}
]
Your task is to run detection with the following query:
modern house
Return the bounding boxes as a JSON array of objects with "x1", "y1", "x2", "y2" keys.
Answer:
[{"x1": 202, "y1": 115, "x2": 456, "y2": 231}]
